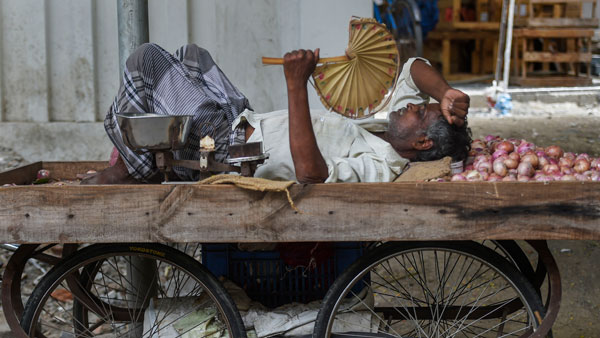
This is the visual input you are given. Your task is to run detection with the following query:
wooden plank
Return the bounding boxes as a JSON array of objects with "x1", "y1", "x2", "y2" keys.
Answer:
[
  {"x1": 513, "y1": 28, "x2": 595, "y2": 38},
  {"x1": 0, "y1": 162, "x2": 42, "y2": 185},
  {"x1": 511, "y1": 76, "x2": 593, "y2": 86},
  {"x1": 436, "y1": 21, "x2": 501, "y2": 30},
  {"x1": 522, "y1": 51, "x2": 592, "y2": 62},
  {"x1": 514, "y1": 17, "x2": 598, "y2": 27},
  {"x1": 1, "y1": 178, "x2": 599, "y2": 244},
  {"x1": 530, "y1": 0, "x2": 593, "y2": 4}
]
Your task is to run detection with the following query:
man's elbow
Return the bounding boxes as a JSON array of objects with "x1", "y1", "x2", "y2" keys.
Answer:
[{"x1": 296, "y1": 172, "x2": 328, "y2": 184}]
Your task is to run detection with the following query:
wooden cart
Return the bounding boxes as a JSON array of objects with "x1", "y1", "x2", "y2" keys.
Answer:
[{"x1": 1, "y1": 162, "x2": 599, "y2": 337}]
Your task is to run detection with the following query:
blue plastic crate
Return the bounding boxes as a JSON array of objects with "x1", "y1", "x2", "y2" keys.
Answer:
[{"x1": 202, "y1": 242, "x2": 364, "y2": 308}]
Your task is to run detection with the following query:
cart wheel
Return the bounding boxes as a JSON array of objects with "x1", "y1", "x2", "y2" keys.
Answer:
[
  {"x1": 1, "y1": 244, "x2": 78, "y2": 337},
  {"x1": 314, "y1": 241, "x2": 544, "y2": 337},
  {"x1": 20, "y1": 243, "x2": 246, "y2": 338}
]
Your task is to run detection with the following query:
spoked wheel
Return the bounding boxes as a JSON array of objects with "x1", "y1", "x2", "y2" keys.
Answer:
[
  {"x1": 20, "y1": 243, "x2": 246, "y2": 337},
  {"x1": 314, "y1": 241, "x2": 544, "y2": 337}
]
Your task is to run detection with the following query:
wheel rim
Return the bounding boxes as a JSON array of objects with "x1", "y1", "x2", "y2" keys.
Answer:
[
  {"x1": 324, "y1": 246, "x2": 540, "y2": 337},
  {"x1": 25, "y1": 249, "x2": 236, "y2": 337}
]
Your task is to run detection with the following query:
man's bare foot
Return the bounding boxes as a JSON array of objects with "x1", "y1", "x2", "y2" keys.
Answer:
[{"x1": 81, "y1": 155, "x2": 141, "y2": 185}]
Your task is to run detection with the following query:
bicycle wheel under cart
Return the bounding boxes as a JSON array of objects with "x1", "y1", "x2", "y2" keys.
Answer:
[
  {"x1": 314, "y1": 241, "x2": 546, "y2": 337},
  {"x1": 20, "y1": 243, "x2": 246, "y2": 338}
]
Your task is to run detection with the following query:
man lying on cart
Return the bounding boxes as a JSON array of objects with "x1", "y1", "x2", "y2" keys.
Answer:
[{"x1": 83, "y1": 43, "x2": 471, "y2": 185}]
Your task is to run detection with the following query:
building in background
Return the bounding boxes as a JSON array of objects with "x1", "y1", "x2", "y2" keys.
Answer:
[{"x1": 0, "y1": 0, "x2": 370, "y2": 162}]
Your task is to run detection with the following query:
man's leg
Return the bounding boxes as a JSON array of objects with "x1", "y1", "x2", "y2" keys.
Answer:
[
  {"x1": 82, "y1": 43, "x2": 176, "y2": 184},
  {"x1": 83, "y1": 43, "x2": 250, "y2": 184}
]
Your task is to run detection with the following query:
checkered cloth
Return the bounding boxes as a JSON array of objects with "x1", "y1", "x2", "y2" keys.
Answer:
[{"x1": 104, "y1": 43, "x2": 251, "y2": 181}]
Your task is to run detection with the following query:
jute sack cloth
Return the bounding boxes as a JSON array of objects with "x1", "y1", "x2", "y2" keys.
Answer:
[{"x1": 394, "y1": 156, "x2": 452, "y2": 182}]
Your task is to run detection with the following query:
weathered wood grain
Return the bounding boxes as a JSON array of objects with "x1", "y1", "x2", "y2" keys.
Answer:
[{"x1": 0, "y1": 169, "x2": 599, "y2": 243}]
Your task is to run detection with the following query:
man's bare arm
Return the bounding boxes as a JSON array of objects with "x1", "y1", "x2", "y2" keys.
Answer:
[
  {"x1": 284, "y1": 49, "x2": 329, "y2": 184},
  {"x1": 410, "y1": 59, "x2": 469, "y2": 126}
]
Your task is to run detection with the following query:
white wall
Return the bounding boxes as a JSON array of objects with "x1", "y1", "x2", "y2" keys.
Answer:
[
  {"x1": 0, "y1": 0, "x2": 370, "y2": 161},
  {"x1": 0, "y1": 0, "x2": 371, "y2": 123}
]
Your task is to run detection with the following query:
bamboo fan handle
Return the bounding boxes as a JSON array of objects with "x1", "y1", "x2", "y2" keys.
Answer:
[{"x1": 262, "y1": 55, "x2": 349, "y2": 65}]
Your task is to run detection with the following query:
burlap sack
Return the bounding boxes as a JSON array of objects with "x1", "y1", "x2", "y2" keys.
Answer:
[{"x1": 394, "y1": 156, "x2": 452, "y2": 182}]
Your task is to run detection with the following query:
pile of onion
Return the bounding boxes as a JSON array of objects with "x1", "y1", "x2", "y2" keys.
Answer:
[{"x1": 449, "y1": 135, "x2": 600, "y2": 182}]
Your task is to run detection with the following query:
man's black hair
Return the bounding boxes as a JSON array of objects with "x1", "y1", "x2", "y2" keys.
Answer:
[{"x1": 415, "y1": 116, "x2": 472, "y2": 162}]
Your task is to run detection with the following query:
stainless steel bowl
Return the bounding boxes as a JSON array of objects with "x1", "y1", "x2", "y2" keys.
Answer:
[{"x1": 116, "y1": 113, "x2": 194, "y2": 151}]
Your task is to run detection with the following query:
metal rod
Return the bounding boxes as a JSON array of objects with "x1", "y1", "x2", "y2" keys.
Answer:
[
  {"x1": 506, "y1": 86, "x2": 600, "y2": 93},
  {"x1": 495, "y1": 0, "x2": 509, "y2": 84},
  {"x1": 117, "y1": 0, "x2": 149, "y2": 76},
  {"x1": 501, "y1": 0, "x2": 516, "y2": 91},
  {"x1": 117, "y1": 4, "x2": 151, "y2": 337}
]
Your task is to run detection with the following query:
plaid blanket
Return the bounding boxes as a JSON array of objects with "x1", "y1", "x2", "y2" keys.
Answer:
[{"x1": 104, "y1": 43, "x2": 250, "y2": 181}]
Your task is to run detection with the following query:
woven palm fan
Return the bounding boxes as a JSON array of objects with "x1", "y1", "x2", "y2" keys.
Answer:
[{"x1": 262, "y1": 17, "x2": 399, "y2": 119}]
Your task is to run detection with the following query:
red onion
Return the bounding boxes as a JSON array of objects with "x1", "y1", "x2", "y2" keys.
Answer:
[
  {"x1": 561, "y1": 167, "x2": 575, "y2": 175},
  {"x1": 521, "y1": 153, "x2": 539, "y2": 169},
  {"x1": 549, "y1": 158, "x2": 558, "y2": 165},
  {"x1": 591, "y1": 158, "x2": 600, "y2": 170},
  {"x1": 451, "y1": 174, "x2": 467, "y2": 181},
  {"x1": 550, "y1": 173, "x2": 564, "y2": 180},
  {"x1": 538, "y1": 155, "x2": 550, "y2": 168},
  {"x1": 507, "y1": 138, "x2": 520, "y2": 147},
  {"x1": 487, "y1": 174, "x2": 503, "y2": 182},
  {"x1": 536, "y1": 151, "x2": 546, "y2": 158},
  {"x1": 517, "y1": 175, "x2": 531, "y2": 182},
  {"x1": 475, "y1": 161, "x2": 492, "y2": 174},
  {"x1": 502, "y1": 175, "x2": 517, "y2": 182},
  {"x1": 474, "y1": 154, "x2": 490, "y2": 163},
  {"x1": 576, "y1": 153, "x2": 591, "y2": 161},
  {"x1": 563, "y1": 152, "x2": 576, "y2": 160},
  {"x1": 493, "y1": 161, "x2": 508, "y2": 177},
  {"x1": 503, "y1": 158, "x2": 519, "y2": 169},
  {"x1": 542, "y1": 164, "x2": 560, "y2": 175},
  {"x1": 574, "y1": 159, "x2": 591, "y2": 173},
  {"x1": 559, "y1": 157, "x2": 574, "y2": 168},
  {"x1": 508, "y1": 169, "x2": 518, "y2": 177},
  {"x1": 492, "y1": 149, "x2": 508, "y2": 160},
  {"x1": 535, "y1": 174, "x2": 553, "y2": 182},
  {"x1": 37, "y1": 169, "x2": 50, "y2": 180},
  {"x1": 575, "y1": 173, "x2": 590, "y2": 181},
  {"x1": 508, "y1": 152, "x2": 520, "y2": 162},
  {"x1": 479, "y1": 171, "x2": 490, "y2": 181},
  {"x1": 561, "y1": 175, "x2": 577, "y2": 181},
  {"x1": 465, "y1": 164, "x2": 474, "y2": 171},
  {"x1": 545, "y1": 145, "x2": 563, "y2": 159},
  {"x1": 517, "y1": 162, "x2": 534, "y2": 177},
  {"x1": 496, "y1": 141, "x2": 515, "y2": 153},
  {"x1": 517, "y1": 142, "x2": 535, "y2": 155},
  {"x1": 465, "y1": 170, "x2": 483, "y2": 181},
  {"x1": 471, "y1": 141, "x2": 486, "y2": 150},
  {"x1": 485, "y1": 135, "x2": 498, "y2": 143},
  {"x1": 590, "y1": 171, "x2": 600, "y2": 182}
]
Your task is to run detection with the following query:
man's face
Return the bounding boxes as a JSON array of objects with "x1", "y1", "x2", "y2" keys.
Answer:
[{"x1": 387, "y1": 103, "x2": 442, "y2": 143}]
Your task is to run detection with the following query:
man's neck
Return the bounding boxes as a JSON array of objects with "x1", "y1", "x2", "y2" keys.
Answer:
[{"x1": 371, "y1": 131, "x2": 417, "y2": 160}]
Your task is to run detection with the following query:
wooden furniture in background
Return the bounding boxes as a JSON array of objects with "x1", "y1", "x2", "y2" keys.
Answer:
[
  {"x1": 511, "y1": 28, "x2": 594, "y2": 86},
  {"x1": 514, "y1": 0, "x2": 599, "y2": 27},
  {"x1": 425, "y1": 30, "x2": 499, "y2": 81},
  {"x1": 437, "y1": 0, "x2": 502, "y2": 29}
]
